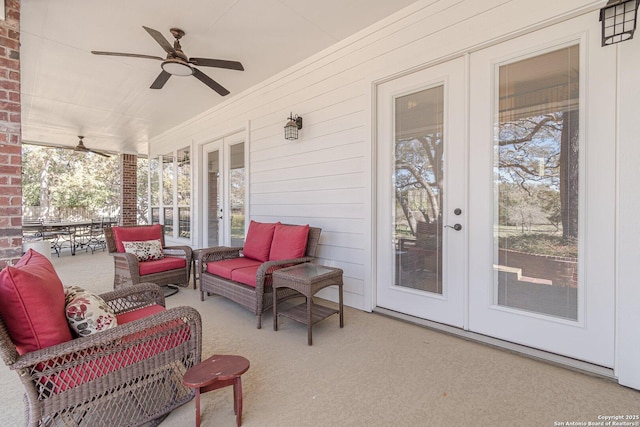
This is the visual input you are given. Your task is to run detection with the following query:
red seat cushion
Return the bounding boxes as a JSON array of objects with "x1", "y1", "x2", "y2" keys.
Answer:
[
  {"x1": 230, "y1": 264, "x2": 285, "y2": 288},
  {"x1": 242, "y1": 221, "x2": 278, "y2": 262},
  {"x1": 112, "y1": 224, "x2": 163, "y2": 253},
  {"x1": 230, "y1": 265, "x2": 261, "y2": 287},
  {"x1": 0, "y1": 249, "x2": 72, "y2": 355},
  {"x1": 206, "y1": 258, "x2": 262, "y2": 280},
  {"x1": 269, "y1": 224, "x2": 310, "y2": 261},
  {"x1": 39, "y1": 304, "x2": 194, "y2": 395},
  {"x1": 138, "y1": 256, "x2": 187, "y2": 276}
]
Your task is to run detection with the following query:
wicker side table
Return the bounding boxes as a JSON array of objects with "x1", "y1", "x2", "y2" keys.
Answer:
[{"x1": 272, "y1": 263, "x2": 344, "y2": 345}]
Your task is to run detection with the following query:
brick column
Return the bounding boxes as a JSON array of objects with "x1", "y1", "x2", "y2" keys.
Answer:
[
  {"x1": 120, "y1": 154, "x2": 137, "y2": 226},
  {"x1": 0, "y1": 1, "x2": 21, "y2": 267}
]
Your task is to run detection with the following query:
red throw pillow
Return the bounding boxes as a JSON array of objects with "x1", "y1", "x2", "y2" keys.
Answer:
[
  {"x1": 242, "y1": 221, "x2": 278, "y2": 262},
  {"x1": 0, "y1": 249, "x2": 72, "y2": 354},
  {"x1": 112, "y1": 224, "x2": 163, "y2": 253},
  {"x1": 269, "y1": 224, "x2": 310, "y2": 261}
]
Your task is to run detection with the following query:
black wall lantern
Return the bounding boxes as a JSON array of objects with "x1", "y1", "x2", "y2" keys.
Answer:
[
  {"x1": 284, "y1": 113, "x2": 303, "y2": 140},
  {"x1": 600, "y1": 0, "x2": 639, "y2": 46}
]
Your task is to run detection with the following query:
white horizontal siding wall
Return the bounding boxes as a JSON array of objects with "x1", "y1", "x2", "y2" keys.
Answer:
[{"x1": 151, "y1": 0, "x2": 604, "y2": 312}]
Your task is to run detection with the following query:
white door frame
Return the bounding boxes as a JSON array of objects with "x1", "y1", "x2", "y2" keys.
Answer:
[
  {"x1": 468, "y1": 13, "x2": 616, "y2": 368},
  {"x1": 375, "y1": 57, "x2": 467, "y2": 328},
  {"x1": 199, "y1": 130, "x2": 247, "y2": 248}
]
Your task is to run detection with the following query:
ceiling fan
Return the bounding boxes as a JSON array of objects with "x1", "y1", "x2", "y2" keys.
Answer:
[
  {"x1": 91, "y1": 26, "x2": 244, "y2": 96},
  {"x1": 74, "y1": 136, "x2": 110, "y2": 157}
]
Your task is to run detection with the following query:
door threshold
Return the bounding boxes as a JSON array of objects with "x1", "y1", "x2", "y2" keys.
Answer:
[{"x1": 373, "y1": 307, "x2": 615, "y2": 380}]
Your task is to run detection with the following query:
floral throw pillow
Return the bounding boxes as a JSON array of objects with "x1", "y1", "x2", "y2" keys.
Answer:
[
  {"x1": 64, "y1": 286, "x2": 118, "y2": 337},
  {"x1": 122, "y1": 239, "x2": 164, "y2": 262}
]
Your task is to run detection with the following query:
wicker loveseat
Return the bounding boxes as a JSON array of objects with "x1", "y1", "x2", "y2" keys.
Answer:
[
  {"x1": 105, "y1": 224, "x2": 193, "y2": 290},
  {"x1": 198, "y1": 221, "x2": 321, "y2": 328},
  {"x1": 0, "y1": 249, "x2": 202, "y2": 427}
]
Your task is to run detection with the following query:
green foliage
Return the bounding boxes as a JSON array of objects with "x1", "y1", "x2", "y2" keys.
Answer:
[
  {"x1": 499, "y1": 232, "x2": 577, "y2": 258},
  {"x1": 22, "y1": 145, "x2": 120, "y2": 217},
  {"x1": 137, "y1": 157, "x2": 149, "y2": 223}
]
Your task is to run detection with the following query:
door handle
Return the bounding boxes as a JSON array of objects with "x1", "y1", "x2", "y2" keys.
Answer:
[{"x1": 445, "y1": 224, "x2": 462, "y2": 231}]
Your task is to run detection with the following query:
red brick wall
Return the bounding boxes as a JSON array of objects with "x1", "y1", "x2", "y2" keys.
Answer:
[
  {"x1": 0, "y1": 0, "x2": 21, "y2": 267},
  {"x1": 498, "y1": 248, "x2": 578, "y2": 288},
  {"x1": 120, "y1": 154, "x2": 137, "y2": 226}
]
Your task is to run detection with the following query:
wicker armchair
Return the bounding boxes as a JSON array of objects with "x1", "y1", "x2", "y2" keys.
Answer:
[
  {"x1": 104, "y1": 224, "x2": 193, "y2": 290},
  {"x1": 0, "y1": 283, "x2": 202, "y2": 427},
  {"x1": 199, "y1": 224, "x2": 321, "y2": 329}
]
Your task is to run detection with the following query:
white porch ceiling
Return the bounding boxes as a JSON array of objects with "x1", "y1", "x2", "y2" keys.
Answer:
[{"x1": 21, "y1": 0, "x2": 418, "y2": 155}]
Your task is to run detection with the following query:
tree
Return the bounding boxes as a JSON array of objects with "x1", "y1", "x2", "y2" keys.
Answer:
[
  {"x1": 22, "y1": 145, "x2": 120, "y2": 218},
  {"x1": 395, "y1": 134, "x2": 443, "y2": 235},
  {"x1": 137, "y1": 157, "x2": 149, "y2": 224},
  {"x1": 497, "y1": 111, "x2": 579, "y2": 242}
]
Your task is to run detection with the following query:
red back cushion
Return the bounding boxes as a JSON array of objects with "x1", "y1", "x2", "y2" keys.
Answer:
[
  {"x1": 116, "y1": 304, "x2": 166, "y2": 325},
  {"x1": 112, "y1": 224, "x2": 163, "y2": 253},
  {"x1": 269, "y1": 224, "x2": 310, "y2": 261},
  {"x1": 242, "y1": 221, "x2": 278, "y2": 262},
  {"x1": 0, "y1": 249, "x2": 72, "y2": 354}
]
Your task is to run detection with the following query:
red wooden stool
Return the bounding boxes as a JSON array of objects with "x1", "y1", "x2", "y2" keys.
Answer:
[{"x1": 183, "y1": 354, "x2": 250, "y2": 427}]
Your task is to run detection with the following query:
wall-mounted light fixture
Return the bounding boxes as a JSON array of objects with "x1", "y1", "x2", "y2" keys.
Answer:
[
  {"x1": 284, "y1": 113, "x2": 303, "y2": 140},
  {"x1": 600, "y1": 0, "x2": 639, "y2": 46}
]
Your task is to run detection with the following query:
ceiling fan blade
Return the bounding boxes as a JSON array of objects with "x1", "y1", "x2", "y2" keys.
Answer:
[
  {"x1": 150, "y1": 70, "x2": 171, "y2": 89},
  {"x1": 142, "y1": 26, "x2": 176, "y2": 55},
  {"x1": 189, "y1": 58, "x2": 244, "y2": 71},
  {"x1": 192, "y1": 68, "x2": 230, "y2": 96},
  {"x1": 87, "y1": 148, "x2": 111, "y2": 158},
  {"x1": 91, "y1": 51, "x2": 164, "y2": 61},
  {"x1": 75, "y1": 137, "x2": 110, "y2": 157}
]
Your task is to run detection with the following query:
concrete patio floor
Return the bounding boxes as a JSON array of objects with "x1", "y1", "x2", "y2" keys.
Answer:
[{"x1": 1, "y1": 248, "x2": 638, "y2": 426}]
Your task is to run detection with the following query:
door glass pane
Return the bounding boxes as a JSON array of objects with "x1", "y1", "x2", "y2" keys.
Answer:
[
  {"x1": 394, "y1": 86, "x2": 444, "y2": 294},
  {"x1": 230, "y1": 143, "x2": 245, "y2": 247},
  {"x1": 149, "y1": 157, "x2": 160, "y2": 223},
  {"x1": 207, "y1": 150, "x2": 220, "y2": 246},
  {"x1": 177, "y1": 147, "x2": 190, "y2": 238},
  {"x1": 162, "y1": 153, "x2": 174, "y2": 236},
  {"x1": 162, "y1": 154, "x2": 174, "y2": 205},
  {"x1": 151, "y1": 207, "x2": 159, "y2": 224},
  {"x1": 163, "y1": 207, "x2": 173, "y2": 235},
  {"x1": 137, "y1": 157, "x2": 149, "y2": 224},
  {"x1": 495, "y1": 45, "x2": 579, "y2": 320},
  {"x1": 178, "y1": 207, "x2": 190, "y2": 238}
]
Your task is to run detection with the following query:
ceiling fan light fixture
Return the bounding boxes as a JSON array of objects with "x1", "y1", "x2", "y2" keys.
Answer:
[{"x1": 161, "y1": 59, "x2": 194, "y2": 76}]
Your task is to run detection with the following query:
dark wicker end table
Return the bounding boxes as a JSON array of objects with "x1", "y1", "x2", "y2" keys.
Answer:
[
  {"x1": 272, "y1": 263, "x2": 344, "y2": 345},
  {"x1": 182, "y1": 354, "x2": 250, "y2": 427}
]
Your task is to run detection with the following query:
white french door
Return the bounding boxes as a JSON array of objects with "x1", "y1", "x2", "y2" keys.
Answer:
[
  {"x1": 467, "y1": 13, "x2": 616, "y2": 367},
  {"x1": 376, "y1": 57, "x2": 466, "y2": 327},
  {"x1": 376, "y1": 12, "x2": 616, "y2": 367},
  {"x1": 202, "y1": 140, "x2": 223, "y2": 247},
  {"x1": 201, "y1": 132, "x2": 246, "y2": 248}
]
